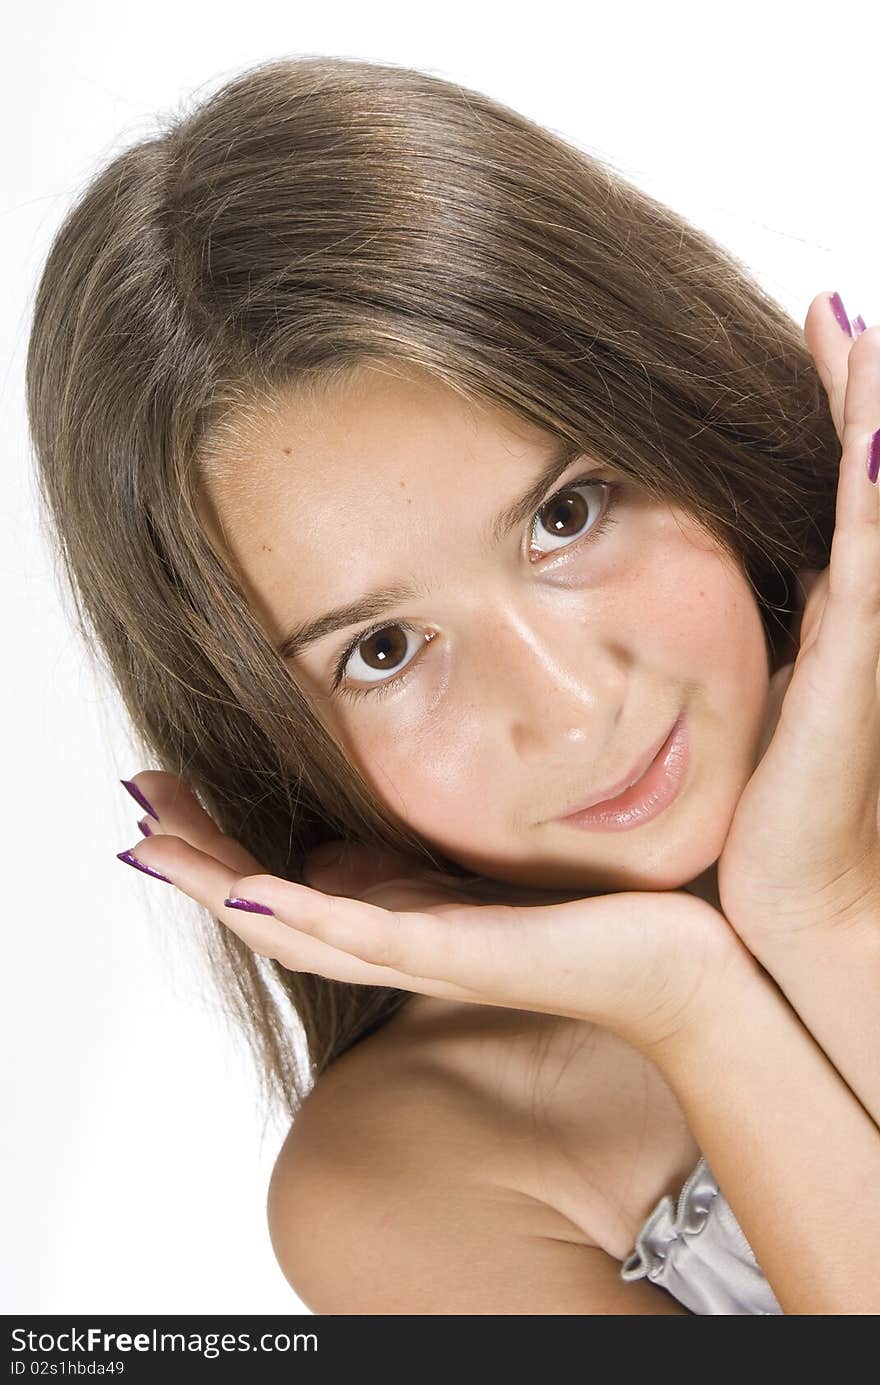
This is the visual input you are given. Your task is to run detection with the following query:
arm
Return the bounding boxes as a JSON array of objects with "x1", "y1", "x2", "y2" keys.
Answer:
[
  {"x1": 643, "y1": 941, "x2": 880, "y2": 1315},
  {"x1": 713, "y1": 306, "x2": 880, "y2": 1133},
  {"x1": 270, "y1": 942, "x2": 880, "y2": 1316},
  {"x1": 741, "y1": 918, "x2": 880, "y2": 1134},
  {"x1": 122, "y1": 762, "x2": 880, "y2": 1314}
]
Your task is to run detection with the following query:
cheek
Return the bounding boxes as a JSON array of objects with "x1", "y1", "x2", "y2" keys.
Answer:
[
  {"x1": 655, "y1": 551, "x2": 771, "y2": 758},
  {"x1": 341, "y1": 708, "x2": 496, "y2": 845},
  {"x1": 638, "y1": 526, "x2": 766, "y2": 677}
]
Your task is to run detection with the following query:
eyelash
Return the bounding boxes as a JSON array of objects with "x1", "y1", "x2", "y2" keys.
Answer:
[{"x1": 332, "y1": 474, "x2": 621, "y2": 702}]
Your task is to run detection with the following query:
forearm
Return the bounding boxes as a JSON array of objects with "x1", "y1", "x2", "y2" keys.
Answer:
[
  {"x1": 647, "y1": 945, "x2": 880, "y2": 1315},
  {"x1": 747, "y1": 916, "x2": 880, "y2": 1133}
]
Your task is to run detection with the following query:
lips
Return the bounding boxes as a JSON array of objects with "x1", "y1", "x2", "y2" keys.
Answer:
[{"x1": 553, "y1": 716, "x2": 678, "y2": 819}]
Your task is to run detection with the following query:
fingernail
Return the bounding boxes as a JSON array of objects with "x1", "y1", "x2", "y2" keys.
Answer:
[
  {"x1": 116, "y1": 848, "x2": 172, "y2": 884},
  {"x1": 224, "y1": 896, "x2": 275, "y2": 915},
  {"x1": 829, "y1": 291, "x2": 853, "y2": 337},
  {"x1": 138, "y1": 816, "x2": 153, "y2": 838},
  {"x1": 852, "y1": 314, "x2": 867, "y2": 337},
  {"x1": 120, "y1": 779, "x2": 159, "y2": 821},
  {"x1": 868, "y1": 430, "x2": 880, "y2": 486}
]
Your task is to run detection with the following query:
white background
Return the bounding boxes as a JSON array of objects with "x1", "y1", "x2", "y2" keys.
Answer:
[{"x1": 2, "y1": 0, "x2": 876, "y2": 1315}]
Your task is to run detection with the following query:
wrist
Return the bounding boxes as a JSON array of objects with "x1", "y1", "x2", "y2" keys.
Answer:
[
  {"x1": 629, "y1": 924, "x2": 772, "y2": 1071},
  {"x1": 725, "y1": 887, "x2": 880, "y2": 966},
  {"x1": 603, "y1": 892, "x2": 762, "y2": 1059}
]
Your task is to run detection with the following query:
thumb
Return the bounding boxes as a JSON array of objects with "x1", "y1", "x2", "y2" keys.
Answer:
[
  {"x1": 796, "y1": 567, "x2": 829, "y2": 654},
  {"x1": 797, "y1": 568, "x2": 825, "y2": 601},
  {"x1": 756, "y1": 660, "x2": 796, "y2": 763},
  {"x1": 302, "y1": 840, "x2": 424, "y2": 896}
]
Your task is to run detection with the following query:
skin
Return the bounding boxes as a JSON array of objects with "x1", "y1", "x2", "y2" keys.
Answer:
[
  {"x1": 199, "y1": 361, "x2": 776, "y2": 909},
  {"x1": 120, "y1": 298, "x2": 880, "y2": 1313}
]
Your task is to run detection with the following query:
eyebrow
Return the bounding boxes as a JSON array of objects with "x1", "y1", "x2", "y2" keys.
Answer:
[{"x1": 275, "y1": 438, "x2": 586, "y2": 662}]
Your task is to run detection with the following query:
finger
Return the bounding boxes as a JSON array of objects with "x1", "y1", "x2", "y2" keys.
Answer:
[
  {"x1": 300, "y1": 841, "x2": 560, "y2": 909},
  {"x1": 302, "y1": 840, "x2": 425, "y2": 894},
  {"x1": 221, "y1": 868, "x2": 526, "y2": 990},
  {"x1": 121, "y1": 771, "x2": 261, "y2": 876},
  {"x1": 840, "y1": 325, "x2": 880, "y2": 445},
  {"x1": 810, "y1": 327, "x2": 880, "y2": 696},
  {"x1": 794, "y1": 567, "x2": 830, "y2": 656},
  {"x1": 803, "y1": 289, "x2": 860, "y2": 444},
  {"x1": 216, "y1": 874, "x2": 708, "y2": 1030},
  {"x1": 795, "y1": 568, "x2": 825, "y2": 611},
  {"x1": 121, "y1": 835, "x2": 464, "y2": 998},
  {"x1": 755, "y1": 659, "x2": 796, "y2": 763},
  {"x1": 221, "y1": 869, "x2": 615, "y2": 1015},
  {"x1": 775, "y1": 567, "x2": 825, "y2": 666}
]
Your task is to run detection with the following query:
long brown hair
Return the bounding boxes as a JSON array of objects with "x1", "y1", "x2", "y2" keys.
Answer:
[{"x1": 25, "y1": 54, "x2": 839, "y2": 1127}]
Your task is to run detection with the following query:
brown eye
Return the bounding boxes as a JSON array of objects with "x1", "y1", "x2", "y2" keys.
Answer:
[
  {"x1": 529, "y1": 479, "x2": 612, "y2": 558},
  {"x1": 357, "y1": 625, "x2": 410, "y2": 674},
  {"x1": 338, "y1": 623, "x2": 435, "y2": 695}
]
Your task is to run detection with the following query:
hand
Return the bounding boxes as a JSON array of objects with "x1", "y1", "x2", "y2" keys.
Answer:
[
  {"x1": 717, "y1": 293, "x2": 880, "y2": 946},
  {"x1": 118, "y1": 772, "x2": 748, "y2": 1058}
]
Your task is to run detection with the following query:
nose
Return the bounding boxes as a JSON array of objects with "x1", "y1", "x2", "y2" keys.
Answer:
[{"x1": 472, "y1": 604, "x2": 627, "y2": 764}]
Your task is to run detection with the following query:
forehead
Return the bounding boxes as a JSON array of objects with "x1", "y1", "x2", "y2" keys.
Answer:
[
  {"x1": 230, "y1": 361, "x2": 537, "y2": 472},
  {"x1": 204, "y1": 365, "x2": 544, "y2": 520},
  {"x1": 197, "y1": 364, "x2": 549, "y2": 637}
]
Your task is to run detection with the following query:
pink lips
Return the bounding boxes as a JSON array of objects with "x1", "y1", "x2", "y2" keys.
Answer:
[{"x1": 552, "y1": 712, "x2": 690, "y2": 833}]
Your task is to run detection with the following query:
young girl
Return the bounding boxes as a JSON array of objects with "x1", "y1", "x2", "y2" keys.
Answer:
[{"x1": 26, "y1": 54, "x2": 880, "y2": 1315}]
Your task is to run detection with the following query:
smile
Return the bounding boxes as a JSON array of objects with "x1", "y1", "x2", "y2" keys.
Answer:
[{"x1": 551, "y1": 712, "x2": 690, "y2": 833}]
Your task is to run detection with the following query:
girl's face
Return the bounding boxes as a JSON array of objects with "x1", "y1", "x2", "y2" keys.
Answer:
[{"x1": 201, "y1": 365, "x2": 772, "y2": 896}]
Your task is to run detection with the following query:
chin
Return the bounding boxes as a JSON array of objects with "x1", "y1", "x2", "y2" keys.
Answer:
[
  {"x1": 437, "y1": 842, "x2": 714, "y2": 899},
  {"x1": 442, "y1": 803, "x2": 732, "y2": 897}
]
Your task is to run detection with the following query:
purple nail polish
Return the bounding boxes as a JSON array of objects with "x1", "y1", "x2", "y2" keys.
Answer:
[
  {"x1": 868, "y1": 430, "x2": 880, "y2": 486},
  {"x1": 829, "y1": 291, "x2": 853, "y2": 337},
  {"x1": 120, "y1": 779, "x2": 159, "y2": 821},
  {"x1": 224, "y1": 896, "x2": 275, "y2": 915},
  {"x1": 852, "y1": 315, "x2": 867, "y2": 337},
  {"x1": 116, "y1": 849, "x2": 172, "y2": 884},
  {"x1": 138, "y1": 816, "x2": 153, "y2": 838}
]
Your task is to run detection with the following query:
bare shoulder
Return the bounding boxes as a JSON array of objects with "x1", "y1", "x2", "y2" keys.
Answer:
[{"x1": 267, "y1": 997, "x2": 698, "y2": 1315}]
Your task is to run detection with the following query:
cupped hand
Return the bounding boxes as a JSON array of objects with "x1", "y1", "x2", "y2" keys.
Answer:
[
  {"x1": 118, "y1": 771, "x2": 747, "y2": 1058},
  {"x1": 717, "y1": 292, "x2": 880, "y2": 945}
]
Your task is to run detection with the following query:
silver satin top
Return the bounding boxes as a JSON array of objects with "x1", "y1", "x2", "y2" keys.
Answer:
[{"x1": 619, "y1": 1155, "x2": 783, "y2": 1314}]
